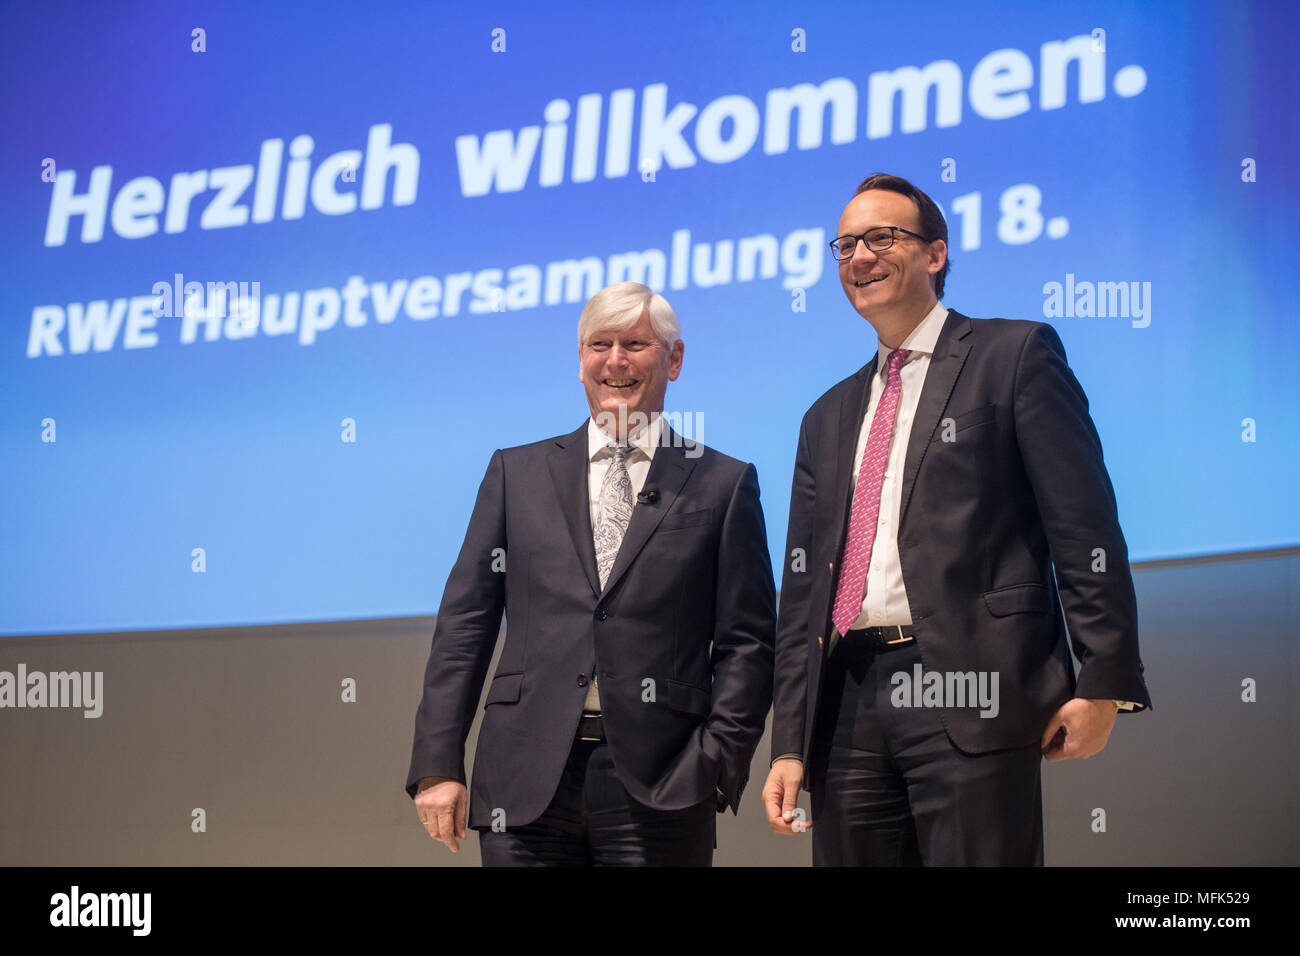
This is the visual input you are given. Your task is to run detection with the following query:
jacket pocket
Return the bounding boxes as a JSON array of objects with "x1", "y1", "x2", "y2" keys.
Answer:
[
  {"x1": 662, "y1": 678, "x2": 711, "y2": 716},
  {"x1": 658, "y1": 508, "x2": 713, "y2": 532},
  {"x1": 484, "y1": 672, "x2": 523, "y2": 706},
  {"x1": 950, "y1": 403, "x2": 995, "y2": 433},
  {"x1": 982, "y1": 583, "x2": 1051, "y2": 616}
]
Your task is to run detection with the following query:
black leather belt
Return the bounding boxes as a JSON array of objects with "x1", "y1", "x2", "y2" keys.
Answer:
[
  {"x1": 577, "y1": 711, "x2": 605, "y2": 741},
  {"x1": 848, "y1": 624, "x2": 917, "y2": 649}
]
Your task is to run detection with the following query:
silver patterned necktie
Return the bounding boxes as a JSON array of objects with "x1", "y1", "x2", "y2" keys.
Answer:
[
  {"x1": 593, "y1": 443, "x2": 634, "y2": 588},
  {"x1": 588, "y1": 442, "x2": 634, "y2": 711}
]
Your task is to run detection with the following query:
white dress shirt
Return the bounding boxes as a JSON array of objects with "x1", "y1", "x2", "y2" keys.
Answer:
[
  {"x1": 844, "y1": 300, "x2": 949, "y2": 631},
  {"x1": 582, "y1": 414, "x2": 662, "y2": 710},
  {"x1": 587, "y1": 414, "x2": 661, "y2": 531}
]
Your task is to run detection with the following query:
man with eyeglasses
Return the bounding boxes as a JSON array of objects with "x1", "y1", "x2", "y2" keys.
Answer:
[{"x1": 763, "y1": 173, "x2": 1150, "y2": 865}]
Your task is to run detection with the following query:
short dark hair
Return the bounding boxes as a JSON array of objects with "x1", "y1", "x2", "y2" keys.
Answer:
[{"x1": 853, "y1": 173, "x2": 950, "y2": 299}]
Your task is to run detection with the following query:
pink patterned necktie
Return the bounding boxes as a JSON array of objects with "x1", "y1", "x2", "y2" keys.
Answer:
[{"x1": 831, "y1": 347, "x2": 911, "y2": 637}]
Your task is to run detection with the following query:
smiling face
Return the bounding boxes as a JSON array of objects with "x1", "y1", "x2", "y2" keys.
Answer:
[
  {"x1": 578, "y1": 308, "x2": 683, "y2": 438},
  {"x1": 837, "y1": 189, "x2": 947, "y2": 339}
]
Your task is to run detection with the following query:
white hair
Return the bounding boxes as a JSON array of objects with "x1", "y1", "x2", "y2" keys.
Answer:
[{"x1": 577, "y1": 281, "x2": 680, "y2": 349}]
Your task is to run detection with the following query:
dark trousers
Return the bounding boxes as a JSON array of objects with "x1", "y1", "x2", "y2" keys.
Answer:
[
  {"x1": 478, "y1": 738, "x2": 715, "y2": 866},
  {"x1": 809, "y1": 637, "x2": 1044, "y2": 866}
]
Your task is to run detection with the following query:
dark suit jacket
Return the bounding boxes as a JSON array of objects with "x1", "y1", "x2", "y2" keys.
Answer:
[
  {"x1": 406, "y1": 420, "x2": 776, "y2": 829},
  {"x1": 772, "y1": 310, "x2": 1151, "y2": 770}
]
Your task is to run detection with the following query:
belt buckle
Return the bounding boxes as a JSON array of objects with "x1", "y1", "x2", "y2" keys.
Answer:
[
  {"x1": 884, "y1": 626, "x2": 911, "y2": 645},
  {"x1": 578, "y1": 712, "x2": 602, "y2": 742}
]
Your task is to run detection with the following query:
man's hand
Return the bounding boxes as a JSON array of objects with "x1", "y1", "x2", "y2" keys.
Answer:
[
  {"x1": 1040, "y1": 698, "x2": 1119, "y2": 761},
  {"x1": 763, "y1": 758, "x2": 811, "y2": 834},
  {"x1": 415, "y1": 776, "x2": 468, "y2": 852}
]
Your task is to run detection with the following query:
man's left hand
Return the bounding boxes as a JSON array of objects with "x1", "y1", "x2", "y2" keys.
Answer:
[{"x1": 1040, "y1": 698, "x2": 1119, "y2": 761}]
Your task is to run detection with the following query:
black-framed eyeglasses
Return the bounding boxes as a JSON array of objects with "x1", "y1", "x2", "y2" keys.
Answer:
[{"x1": 830, "y1": 226, "x2": 930, "y2": 260}]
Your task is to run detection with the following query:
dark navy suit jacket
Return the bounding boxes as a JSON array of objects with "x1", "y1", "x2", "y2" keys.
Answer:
[
  {"x1": 407, "y1": 421, "x2": 776, "y2": 828},
  {"x1": 772, "y1": 310, "x2": 1151, "y2": 771}
]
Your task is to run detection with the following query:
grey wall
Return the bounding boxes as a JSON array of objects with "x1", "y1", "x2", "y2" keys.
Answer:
[{"x1": 1, "y1": 548, "x2": 1295, "y2": 866}]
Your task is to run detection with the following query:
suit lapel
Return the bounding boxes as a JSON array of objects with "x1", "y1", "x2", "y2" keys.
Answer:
[
  {"x1": 548, "y1": 421, "x2": 601, "y2": 598},
  {"x1": 828, "y1": 357, "x2": 877, "y2": 563},
  {"x1": 598, "y1": 425, "x2": 697, "y2": 599},
  {"x1": 898, "y1": 310, "x2": 973, "y2": 527}
]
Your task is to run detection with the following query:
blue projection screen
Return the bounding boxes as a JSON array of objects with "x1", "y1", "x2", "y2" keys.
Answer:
[{"x1": 2, "y1": 0, "x2": 1297, "y2": 636}]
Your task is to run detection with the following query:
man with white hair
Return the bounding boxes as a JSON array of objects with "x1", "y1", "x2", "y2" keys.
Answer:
[{"x1": 406, "y1": 281, "x2": 776, "y2": 865}]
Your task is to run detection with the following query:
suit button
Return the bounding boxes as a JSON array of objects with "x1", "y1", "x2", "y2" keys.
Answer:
[
  {"x1": 595, "y1": 608, "x2": 608, "y2": 621},
  {"x1": 576, "y1": 675, "x2": 589, "y2": 687},
  {"x1": 817, "y1": 635, "x2": 823, "y2": 648}
]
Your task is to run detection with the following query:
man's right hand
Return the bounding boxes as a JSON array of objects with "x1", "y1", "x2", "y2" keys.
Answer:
[
  {"x1": 415, "y1": 776, "x2": 468, "y2": 852},
  {"x1": 763, "y1": 758, "x2": 810, "y2": 835}
]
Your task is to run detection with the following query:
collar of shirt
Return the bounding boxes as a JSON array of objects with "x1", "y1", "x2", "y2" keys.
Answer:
[
  {"x1": 875, "y1": 300, "x2": 948, "y2": 376},
  {"x1": 586, "y1": 413, "x2": 663, "y2": 463}
]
